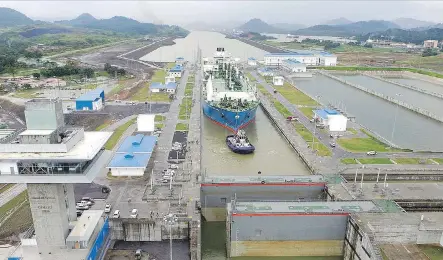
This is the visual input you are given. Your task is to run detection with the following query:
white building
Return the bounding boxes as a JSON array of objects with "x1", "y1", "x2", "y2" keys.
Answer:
[
  {"x1": 175, "y1": 57, "x2": 185, "y2": 66},
  {"x1": 264, "y1": 52, "x2": 337, "y2": 67},
  {"x1": 273, "y1": 76, "x2": 284, "y2": 86},
  {"x1": 150, "y1": 82, "x2": 177, "y2": 94},
  {"x1": 247, "y1": 57, "x2": 257, "y2": 66},
  {"x1": 137, "y1": 114, "x2": 155, "y2": 132},
  {"x1": 107, "y1": 134, "x2": 157, "y2": 176},
  {"x1": 314, "y1": 109, "x2": 347, "y2": 132},
  {"x1": 168, "y1": 65, "x2": 183, "y2": 78},
  {"x1": 282, "y1": 59, "x2": 307, "y2": 73},
  {"x1": 424, "y1": 40, "x2": 438, "y2": 48}
]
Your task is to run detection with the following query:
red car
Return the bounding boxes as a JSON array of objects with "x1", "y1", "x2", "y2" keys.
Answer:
[{"x1": 286, "y1": 116, "x2": 298, "y2": 121}]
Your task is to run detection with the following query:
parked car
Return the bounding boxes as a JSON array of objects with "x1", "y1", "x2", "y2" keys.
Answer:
[
  {"x1": 76, "y1": 210, "x2": 83, "y2": 217},
  {"x1": 104, "y1": 204, "x2": 112, "y2": 213},
  {"x1": 76, "y1": 205, "x2": 89, "y2": 210},
  {"x1": 113, "y1": 210, "x2": 120, "y2": 218},
  {"x1": 102, "y1": 187, "x2": 111, "y2": 193},
  {"x1": 169, "y1": 164, "x2": 179, "y2": 169},
  {"x1": 135, "y1": 249, "x2": 142, "y2": 260},
  {"x1": 330, "y1": 142, "x2": 336, "y2": 148},
  {"x1": 286, "y1": 116, "x2": 298, "y2": 121},
  {"x1": 81, "y1": 200, "x2": 94, "y2": 206},
  {"x1": 273, "y1": 89, "x2": 277, "y2": 93},
  {"x1": 130, "y1": 209, "x2": 138, "y2": 218},
  {"x1": 367, "y1": 151, "x2": 377, "y2": 156}
]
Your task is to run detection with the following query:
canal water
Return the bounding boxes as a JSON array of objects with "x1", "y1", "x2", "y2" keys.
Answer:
[
  {"x1": 339, "y1": 75, "x2": 443, "y2": 118},
  {"x1": 293, "y1": 74, "x2": 443, "y2": 151},
  {"x1": 140, "y1": 31, "x2": 267, "y2": 63},
  {"x1": 388, "y1": 77, "x2": 443, "y2": 96}
]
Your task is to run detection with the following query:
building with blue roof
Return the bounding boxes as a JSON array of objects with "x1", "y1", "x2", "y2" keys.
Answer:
[
  {"x1": 168, "y1": 65, "x2": 183, "y2": 78},
  {"x1": 264, "y1": 51, "x2": 337, "y2": 67},
  {"x1": 247, "y1": 57, "x2": 257, "y2": 66},
  {"x1": 150, "y1": 82, "x2": 177, "y2": 94},
  {"x1": 282, "y1": 59, "x2": 307, "y2": 73},
  {"x1": 257, "y1": 67, "x2": 274, "y2": 77},
  {"x1": 314, "y1": 109, "x2": 347, "y2": 132},
  {"x1": 75, "y1": 88, "x2": 105, "y2": 111},
  {"x1": 108, "y1": 134, "x2": 157, "y2": 176},
  {"x1": 175, "y1": 57, "x2": 185, "y2": 66}
]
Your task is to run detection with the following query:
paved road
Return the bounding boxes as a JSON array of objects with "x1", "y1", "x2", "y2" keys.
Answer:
[{"x1": 0, "y1": 184, "x2": 26, "y2": 208}]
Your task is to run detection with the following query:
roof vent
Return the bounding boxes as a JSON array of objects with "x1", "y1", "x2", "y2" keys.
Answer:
[{"x1": 124, "y1": 153, "x2": 134, "y2": 159}]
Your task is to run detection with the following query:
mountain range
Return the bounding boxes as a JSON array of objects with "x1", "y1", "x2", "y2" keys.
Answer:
[{"x1": 0, "y1": 7, "x2": 188, "y2": 37}]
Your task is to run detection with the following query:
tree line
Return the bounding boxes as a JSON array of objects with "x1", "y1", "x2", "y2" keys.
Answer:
[{"x1": 104, "y1": 63, "x2": 126, "y2": 77}]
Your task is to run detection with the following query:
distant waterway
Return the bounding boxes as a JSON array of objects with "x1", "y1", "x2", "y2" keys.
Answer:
[
  {"x1": 140, "y1": 31, "x2": 268, "y2": 63},
  {"x1": 339, "y1": 75, "x2": 443, "y2": 118},
  {"x1": 202, "y1": 221, "x2": 343, "y2": 260},
  {"x1": 388, "y1": 77, "x2": 443, "y2": 96},
  {"x1": 293, "y1": 75, "x2": 443, "y2": 151},
  {"x1": 202, "y1": 107, "x2": 310, "y2": 176}
]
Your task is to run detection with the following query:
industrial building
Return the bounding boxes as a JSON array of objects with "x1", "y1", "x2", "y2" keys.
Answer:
[
  {"x1": 423, "y1": 40, "x2": 438, "y2": 48},
  {"x1": 226, "y1": 200, "x2": 384, "y2": 258},
  {"x1": 0, "y1": 98, "x2": 112, "y2": 260},
  {"x1": 137, "y1": 114, "x2": 155, "y2": 132},
  {"x1": 175, "y1": 57, "x2": 185, "y2": 66},
  {"x1": 272, "y1": 76, "x2": 284, "y2": 86},
  {"x1": 150, "y1": 82, "x2": 177, "y2": 94},
  {"x1": 282, "y1": 59, "x2": 307, "y2": 72},
  {"x1": 75, "y1": 88, "x2": 105, "y2": 111},
  {"x1": 264, "y1": 52, "x2": 337, "y2": 67},
  {"x1": 168, "y1": 65, "x2": 183, "y2": 78},
  {"x1": 107, "y1": 134, "x2": 157, "y2": 176},
  {"x1": 247, "y1": 57, "x2": 257, "y2": 66},
  {"x1": 314, "y1": 109, "x2": 348, "y2": 132}
]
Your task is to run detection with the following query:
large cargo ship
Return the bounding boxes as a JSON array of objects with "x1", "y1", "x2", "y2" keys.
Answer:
[{"x1": 202, "y1": 48, "x2": 259, "y2": 133}]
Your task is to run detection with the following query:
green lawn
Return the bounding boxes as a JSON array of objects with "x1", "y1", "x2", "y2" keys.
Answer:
[
  {"x1": 166, "y1": 62, "x2": 175, "y2": 69},
  {"x1": 0, "y1": 191, "x2": 28, "y2": 216},
  {"x1": 176, "y1": 123, "x2": 189, "y2": 131},
  {"x1": 348, "y1": 128, "x2": 358, "y2": 135},
  {"x1": 418, "y1": 244, "x2": 443, "y2": 260},
  {"x1": 104, "y1": 118, "x2": 136, "y2": 150},
  {"x1": 294, "y1": 122, "x2": 332, "y2": 156},
  {"x1": 393, "y1": 158, "x2": 432, "y2": 164},
  {"x1": 433, "y1": 158, "x2": 443, "y2": 164},
  {"x1": 274, "y1": 82, "x2": 318, "y2": 106},
  {"x1": 179, "y1": 97, "x2": 192, "y2": 120},
  {"x1": 152, "y1": 68, "x2": 167, "y2": 82},
  {"x1": 358, "y1": 158, "x2": 393, "y2": 164},
  {"x1": 299, "y1": 107, "x2": 315, "y2": 118},
  {"x1": 95, "y1": 120, "x2": 112, "y2": 131},
  {"x1": 0, "y1": 184, "x2": 13, "y2": 194},
  {"x1": 130, "y1": 86, "x2": 171, "y2": 102},
  {"x1": 155, "y1": 123, "x2": 164, "y2": 129},
  {"x1": 256, "y1": 84, "x2": 292, "y2": 117},
  {"x1": 185, "y1": 83, "x2": 194, "y2": 96},
  {"x1": 341, "y1": 158, "x2": 359, "y2": 164},
  {"x1": 337, "y1": 129, "x2": 406, "y2": 153},
  {"x1": 155, "y1": 115, "x2": 166, "y2": 122}
]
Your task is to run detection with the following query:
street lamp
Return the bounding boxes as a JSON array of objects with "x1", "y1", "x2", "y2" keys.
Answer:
[
  {"x1": 390, "y1": 93, "x2": 401, "y2": 148},
  {"x1": 163, "y1": 213, "x2": 178, "y2": 260}
]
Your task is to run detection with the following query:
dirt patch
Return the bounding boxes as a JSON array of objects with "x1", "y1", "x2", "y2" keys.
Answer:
[
  {"x1": 0, "y1": 99, "x2": 25, "y2": 121},
  {"x1": 336, "y1": 51, "x2": 415, "y2": 67},
  {"x1": 65, "y1": 113, "x2": 112, "y2": 131},
  {"x1": 104, "y1": 249, "x2": 149, "y2": 260}
]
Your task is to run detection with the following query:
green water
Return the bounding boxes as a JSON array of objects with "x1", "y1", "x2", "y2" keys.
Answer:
[{"x1": 202, "y1": 222, "x2": 343, "y2": 260}]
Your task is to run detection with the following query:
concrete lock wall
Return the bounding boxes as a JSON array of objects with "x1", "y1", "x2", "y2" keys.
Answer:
[
  {"x1": 343, "y1": 217, "x2": 376, "y2": 260},
  {"x1": 109, "y1": 219, "x2": 162, "y2": 241},
  {"x1": 201, "y1": 185, "x2": 326, "y2": 221},
  {"x1": 229, "y1": 214, "x2": 347, "y2": 257}
]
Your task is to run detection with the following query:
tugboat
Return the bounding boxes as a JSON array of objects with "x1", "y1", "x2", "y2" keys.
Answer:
[{"x1": 226, "y1": 130, "x2": 255, "y2": 154}]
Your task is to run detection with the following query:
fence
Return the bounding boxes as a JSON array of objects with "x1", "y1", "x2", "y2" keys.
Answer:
[{"x1": 86, "y1": 217, "x2": 110, "y2": 260}]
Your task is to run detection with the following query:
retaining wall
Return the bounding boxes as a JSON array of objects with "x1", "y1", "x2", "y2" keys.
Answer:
[{"x1": 318, "y1": 70, "x2": 443, "y2": 124}]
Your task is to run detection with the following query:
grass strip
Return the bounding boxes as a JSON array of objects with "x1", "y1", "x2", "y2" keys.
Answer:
[{"x1": 104, "y1": 118, "x2": 136, "y2": 150}]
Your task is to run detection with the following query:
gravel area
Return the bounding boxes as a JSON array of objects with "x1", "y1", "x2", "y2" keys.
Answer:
[{"x1": 113, "y1": 240, "x2": 190, "y2": 260}]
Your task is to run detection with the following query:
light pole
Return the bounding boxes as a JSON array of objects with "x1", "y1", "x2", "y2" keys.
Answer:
[
  {"x1": 390, "y1": 93, "x2": 401, "y2": 148},
  {"x1": 163, "y1": 213, "x2": 178, "y2": 260}
]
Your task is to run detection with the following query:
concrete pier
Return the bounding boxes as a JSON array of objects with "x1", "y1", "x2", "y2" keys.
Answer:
[{"x1": 318, "y1": 70, "x2": 443, "y2": 123}]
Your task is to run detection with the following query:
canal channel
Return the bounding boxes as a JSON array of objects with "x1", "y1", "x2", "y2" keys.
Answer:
[
  {"x1": 293, "y1": 74, "x2": 443, "y2": 152},
  {"x1": 388, "y1": 77, "x2": 443, "y2": 96}
]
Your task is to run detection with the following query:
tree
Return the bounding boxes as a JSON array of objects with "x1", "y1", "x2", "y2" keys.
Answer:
[
  {"x1": 82, "y1": 68, "x2": 94, "y2": 78},
  {"x1": 422, "y1": 48, "x2": 438, "y2": 57},
  {"x1": 32, "y1": 72, "x2": 40, "y2": 79},
  {"x1": 23, "y1": 83, "x2": 32, "y2": 90},
  {"x1": 363, "y1": 43, "x2": 373, "y2": 48}
]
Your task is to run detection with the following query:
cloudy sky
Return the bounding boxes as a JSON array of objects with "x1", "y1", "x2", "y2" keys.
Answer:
[{"x1": 1, "y1": 1, "x2": 443, "y2": 26}]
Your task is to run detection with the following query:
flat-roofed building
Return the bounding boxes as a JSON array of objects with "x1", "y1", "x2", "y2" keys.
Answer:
[
  {"x1": 264, "y1": 52, "x2": 337, "y2": 67},
  {"x1": 282, "y1": 59, "x2": 307, "y2": 72},
  {"x1": 168, "y1": 65, "x2": 183, "y2": 78},
  {"x1": 66, "y1": 210, "x2": 104, "y2": 249},
  {"x1": 424, "y1": 40, "x2": 438, "y2": 48}
]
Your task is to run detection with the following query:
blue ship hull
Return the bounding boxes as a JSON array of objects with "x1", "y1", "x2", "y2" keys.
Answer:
[{"x1": 202, "y1": 100, "x2": 258, "y2": 133}]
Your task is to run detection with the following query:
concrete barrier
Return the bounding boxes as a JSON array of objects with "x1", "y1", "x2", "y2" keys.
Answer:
[
  {"x1": 362, "y1": 72, "x2": 443, "y2": 100},
  {"x1": 318, "y1": 70, "x2": 443, "y2": 124}
]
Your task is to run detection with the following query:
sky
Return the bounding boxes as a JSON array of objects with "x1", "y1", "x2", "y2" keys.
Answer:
[{"x1": 1, "y1": 1, "x2": 443, "y2": 26}]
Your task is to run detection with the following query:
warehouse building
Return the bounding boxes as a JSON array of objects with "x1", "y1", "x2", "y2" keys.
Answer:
[
  {"x1": 314, "y1": 109, "x2": 348, "y2": 132},
  {"x1": 168, "y1": 65, "x2": 183, "y2": 78},
  {"x1": 65, "y1": 210, "x2": 105, "y2": 249},
  {"x1": 150, "y1": 82, "x2": 177, "y2": 94},
  {"x1": 282, "y1": 59, "x2": 307, "y2": 72},
  {"x1": 257, "y1": 67, "x2": 274, "y2": 77},
  {"x1": 226, "y1": 200, "x2": 384, "y2": 258},
  {"x1": 108, "y1": 134, "x2": 157, "y2": 176},
  {"x1": 75, "y1": 88, "x2": 105, "y2": 111},
  {"x1": 264, "y1": 52, "x2": 337, "y2": 67}
]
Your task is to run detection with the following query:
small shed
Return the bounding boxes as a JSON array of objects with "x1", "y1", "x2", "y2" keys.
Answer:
[
  {"x1": 273, "y1": 76, "x2": 284, "y2": 86},
  {"x1": 137, "y1": 114, "x2": 155, "y2": 132},
  {"x1": 247, "y1": 57, "x2": 257, "y2": 66}
]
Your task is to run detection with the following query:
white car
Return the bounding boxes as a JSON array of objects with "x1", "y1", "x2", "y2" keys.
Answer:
[
  {"x1": 76, "y1": 205, "x2": 89, "y2": 210},
  {"x1": 169, "y1": 164, "x2": 179, "y2": 169},
  {"x1": 81, "y1": 200, "x2": 93, "y2": 206},
  {"x1": 113, "y1": 210, "x2": 120, "y2": 218},
  {"x1": 130, "y1": 209, "x2": 138, "y2": 218},
  {"x1": 104, "y1": 204, "x2": 112, "y2": 213},
  {"x1": 367, "y1": 151, "x2": 377, "y2": 156}
]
